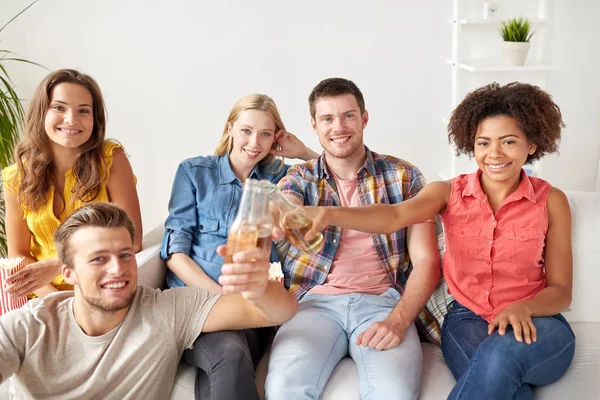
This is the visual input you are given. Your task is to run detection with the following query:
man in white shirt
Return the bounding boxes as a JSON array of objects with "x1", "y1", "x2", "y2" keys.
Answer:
[{"x1": 0, "y1": 202, "x2": 298, "y2": 399}]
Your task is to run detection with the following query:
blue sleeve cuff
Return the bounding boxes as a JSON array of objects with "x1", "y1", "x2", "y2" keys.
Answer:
[{"x1": 160, "y1": 229, "x2": 193, "y2": 260}]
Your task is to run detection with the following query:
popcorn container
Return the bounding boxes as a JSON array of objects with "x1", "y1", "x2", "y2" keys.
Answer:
[
  {"x1": 0, "y1": 258, "x2": 28, "y2": 315},
  {"x1": 269, "y1": 262, "x2": 284, "y2": 284}
]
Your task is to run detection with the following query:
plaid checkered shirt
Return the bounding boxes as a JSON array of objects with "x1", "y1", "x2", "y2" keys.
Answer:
[{"x1": 277, "y1": 147, "x2": 447, "y2": 345}]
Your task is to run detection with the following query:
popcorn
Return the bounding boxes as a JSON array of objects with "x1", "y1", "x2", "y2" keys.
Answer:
[
  {"x1": 0, "y1": 257, "x2": 28, "y2": 314},
  {"x1": 269, "y1": 262, "x2": 284, "y2": 283}
]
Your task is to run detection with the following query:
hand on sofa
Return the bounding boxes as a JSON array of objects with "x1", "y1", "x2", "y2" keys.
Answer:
[{"x1": 488, "y1": 302, "x2": 537, "y2": 344}]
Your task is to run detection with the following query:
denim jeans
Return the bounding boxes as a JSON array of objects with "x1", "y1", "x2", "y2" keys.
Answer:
[
  {"x1": 441, "y1": 301, "x2": 576, "y2": 400},
  {"x1": 265, "y1": 288, "x2": 422, "y2": 400},
  {"x1": 183, "y1": 327, "x2": 273, "y2": 400}
]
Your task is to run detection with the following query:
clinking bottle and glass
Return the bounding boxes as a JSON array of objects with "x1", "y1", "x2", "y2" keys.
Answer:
[
  {"x1": 224, "y1": 179, "x2": 324, "y2": 261},
  {"x1": 268, "y1": 187, "x2": 324, "y2": 254}
]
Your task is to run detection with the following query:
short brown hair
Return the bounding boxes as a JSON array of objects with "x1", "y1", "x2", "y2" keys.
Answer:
[
  {"x1": 54, "y1": 202, "x2": 135, "y2": 267},
  {"x1": 308, "y1": 78, "x2": 366, "y2": 119},
  {"x1": 448, "y1": 82, "x2": 564, "y2": 164}
]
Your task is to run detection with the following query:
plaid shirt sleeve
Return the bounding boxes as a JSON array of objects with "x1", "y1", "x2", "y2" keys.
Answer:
[
  {"x1": 278, "y1": 164, "x2": 308, "y2": 203},
  {"x1": 406, "y1": 165, "x2": 428, "y2": 200},
  {"x1": 406, "y1": 165, "x2": 436, "y2": 224}
]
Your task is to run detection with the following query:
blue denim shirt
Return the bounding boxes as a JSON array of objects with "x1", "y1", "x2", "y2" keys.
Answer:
[{"x1": 161, "y1": 154, "x2": 288, "y2": 288}]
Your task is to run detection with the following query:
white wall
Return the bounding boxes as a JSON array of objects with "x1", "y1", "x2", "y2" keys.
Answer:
[{"x1": 2, "y1": 0, "x2": 599, "y2": 231}]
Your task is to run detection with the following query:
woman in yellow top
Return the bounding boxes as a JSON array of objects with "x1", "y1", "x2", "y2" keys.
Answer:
[{"x1": 2, "y1": 69, "x2": 142, "y2": 298}]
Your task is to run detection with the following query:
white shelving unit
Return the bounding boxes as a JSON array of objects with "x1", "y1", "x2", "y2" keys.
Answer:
[{"x1": 441, "y1": 0, "x2": 556, "y2": 180}]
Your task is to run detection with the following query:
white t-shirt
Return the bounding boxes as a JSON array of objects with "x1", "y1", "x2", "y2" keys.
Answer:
[{"x1": 0, "y1": 285, "x2": 220, "y2": 399}]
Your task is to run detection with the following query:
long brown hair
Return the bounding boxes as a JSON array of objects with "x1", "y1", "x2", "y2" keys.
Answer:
[
  {"x1": 12, "y1": 69, "x2": 107, "y2": 210},
  {"x1": 214, "y1": 94, "x2": 285, "y2": 171}
]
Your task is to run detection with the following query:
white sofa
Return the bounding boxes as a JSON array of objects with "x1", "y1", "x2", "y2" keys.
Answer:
[{"x1": 134, "y1": 190, "x2": 600, "y2": 400}]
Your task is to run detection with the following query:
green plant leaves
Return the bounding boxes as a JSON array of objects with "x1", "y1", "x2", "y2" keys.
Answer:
[
  {"x1": 499, "y1": 17, "x2": 535, "y2": 42},
  {"x1": 1, "y1": 0, "x2": 43, "y2": 257}
]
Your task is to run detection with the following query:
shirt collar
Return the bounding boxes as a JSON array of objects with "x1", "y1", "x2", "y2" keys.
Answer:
[
  {"x1": 318, "y1": 145, "x2": 376, "y2": 179},
  {"x1": 462, "y1": 169, "x2": 536, "y2": 203},
  {"x1": 219, "y1": 153, "x2": 265, "y2": 185}
]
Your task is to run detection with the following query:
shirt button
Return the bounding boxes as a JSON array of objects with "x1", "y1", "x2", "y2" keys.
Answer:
[
  {"x1": 488, "y1": 240, "x2": 492, "y2": 244},
  {"x1": 485, "y1": 291, "x2": 490, "y2": 295},
  {"x1": 492, "y1": 221, "x2": 497, "y2": 227},
  {"x1": 333, "y1": 239, "x2": 337, "y2": 244}
]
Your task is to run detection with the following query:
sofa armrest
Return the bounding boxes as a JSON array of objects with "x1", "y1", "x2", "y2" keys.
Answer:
[{"x1": 135, "y1": 224, "x2": 167, "y2": 289}]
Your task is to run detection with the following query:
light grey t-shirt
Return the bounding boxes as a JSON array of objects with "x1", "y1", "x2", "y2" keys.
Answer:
[{"x1": 0, "y1": 285, "x2": 220, "y2": 399}]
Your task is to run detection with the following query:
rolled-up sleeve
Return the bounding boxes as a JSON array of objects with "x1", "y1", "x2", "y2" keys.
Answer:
[
  {"x1": 277, "y1": 165, "x2": 306, "y2": 203},
  {"x1": 407, "y1": 165, "x2": 428, "y2": 199},
  {"x1": 161, "y1": 162, "x2": 198, "y2": 260}
]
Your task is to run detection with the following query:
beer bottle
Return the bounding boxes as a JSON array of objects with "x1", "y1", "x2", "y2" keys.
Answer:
[{"x1": 224, "y1": 179, "x2": 274, "y2": 263}]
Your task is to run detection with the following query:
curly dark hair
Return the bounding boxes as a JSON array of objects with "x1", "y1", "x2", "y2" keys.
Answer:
[{"x1": 447, "y1": 82, "x2": 564, "y2": 164}]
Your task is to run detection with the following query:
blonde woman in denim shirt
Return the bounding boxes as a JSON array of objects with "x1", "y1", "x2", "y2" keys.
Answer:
[{"x1": 160, "y1": 94, "x2": 318, "y2": 400}]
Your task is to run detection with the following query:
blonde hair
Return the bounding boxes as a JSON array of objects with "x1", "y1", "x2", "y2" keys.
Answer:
[
  {"x1": 214, "y1": 94, "x2": 285, "y2": 171},
  {"x1": 13, "y1": 69, "x2": 107, "y2": 210}
]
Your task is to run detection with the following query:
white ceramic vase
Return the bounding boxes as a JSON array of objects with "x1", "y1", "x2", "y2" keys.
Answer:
[{"x1": 502, "y1": 41, "x2": 531, "y2": 66}]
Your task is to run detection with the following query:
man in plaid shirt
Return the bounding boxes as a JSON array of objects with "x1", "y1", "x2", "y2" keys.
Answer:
[{"x1": 265, "y1": 78, "x2": 442, "y2": 399}]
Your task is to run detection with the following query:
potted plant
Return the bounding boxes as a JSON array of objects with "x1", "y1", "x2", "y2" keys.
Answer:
[
  {"x1": 499, "y1": 17, "x2": 535, "y2": 66},
  {"x1": 0, "y1": 0, "x2": 43, "y2": 256}
]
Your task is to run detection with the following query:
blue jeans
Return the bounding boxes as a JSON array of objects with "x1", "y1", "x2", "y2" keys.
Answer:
[
  {"x1": 265, "y1": 288, "x2": 422, "y2": 400},
  {"x1": 441, "y1": 301, "x2": 576, "y2": 400}
]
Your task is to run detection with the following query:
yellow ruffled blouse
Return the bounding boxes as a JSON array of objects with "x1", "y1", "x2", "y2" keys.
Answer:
[{"x1": 1, "y1": 140, "x2": 123, "y2": 291}]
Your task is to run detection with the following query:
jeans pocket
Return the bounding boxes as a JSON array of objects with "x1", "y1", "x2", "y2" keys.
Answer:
[
  {"x1": 299, "y1": 292, "x2": 316, "y2": 303},
  {"x1": 444, "y1": 301, "x2": 474, "y2": 321},
  {"x1": 378, "y1": 288, "x2": 400, "y2": 301}
]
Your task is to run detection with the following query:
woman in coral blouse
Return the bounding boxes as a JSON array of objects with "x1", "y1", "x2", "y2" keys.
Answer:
[
  {"x1": 304, "y1": 82, "x2": 575, "y2": 398},
  {"x1": 2, "y1": 69, "x2": 142, "y2": 298}
]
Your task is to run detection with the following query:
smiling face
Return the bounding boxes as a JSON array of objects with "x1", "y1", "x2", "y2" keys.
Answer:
[
  {"x1": 227, "y1": 109, "x2": 278, "y2": 172},
  {"x1": 474, "y1": 115, "x2": 537, "y2": 185},
  {"x1": 311, "y1": 93, "x2": 368, "y2": 161},
  {"x1": 44, "y1": 82, "x2": 94, "y2": 151},
  {"x1": 63, "y1": 226, "x2": 137, "y2": 313}
]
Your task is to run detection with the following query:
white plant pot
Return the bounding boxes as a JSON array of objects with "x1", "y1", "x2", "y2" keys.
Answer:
[{"x1": 502, "y1": 41, "x2": 531, "y2": 66}]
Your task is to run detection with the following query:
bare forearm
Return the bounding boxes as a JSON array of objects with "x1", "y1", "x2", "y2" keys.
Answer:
[
  {"x1": 247, "y1": 281, "x2": 298, "y2": 327},
  {"x1": 7, "y1": 250, "x2": 36, "y2": 266},
  {"x1": 329, "y1": 204, "x2": 405, "y2": 234},
  {"x1": 166, "y1": 253, "x2": 222, "y2": 294},
  {"x1": 300, "y1": 148, "x2": 320, "y2": 161},
  {"x1": 33, "y1": 283, "x2": 59, "y2": 298},
  {"x1": 391, "y1": 259, "x2": 440, "y2": 327},
  {"x1": 520, "y1": 285, "x2": 572, "y2": 318}
]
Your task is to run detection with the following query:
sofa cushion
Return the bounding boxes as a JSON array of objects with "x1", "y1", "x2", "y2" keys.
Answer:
[
  {"x1": 171, "y1": 322, "x2": 599, "y2": 400},
  {"x1": 533, "y1": 322, "x2": 600, "y2": 398},
  {"x1": 170, "y1": 363, "x2": 195, "y2": 399},
  {"x1": 174, "y1": 343, "x2": 456, "y2": 400},
  {"x1": 562, "y1": 191, "x2": 600, "y2": 323}
]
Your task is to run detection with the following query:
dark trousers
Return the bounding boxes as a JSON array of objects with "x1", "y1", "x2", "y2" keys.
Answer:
[{"x1": 183, "y1": 327, "x2": 274, "y2": 400}]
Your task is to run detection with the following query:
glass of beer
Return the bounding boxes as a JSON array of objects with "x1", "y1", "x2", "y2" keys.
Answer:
[{"x1": 269, "y1": 189, "x2": 324, "y2": 254}]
